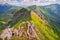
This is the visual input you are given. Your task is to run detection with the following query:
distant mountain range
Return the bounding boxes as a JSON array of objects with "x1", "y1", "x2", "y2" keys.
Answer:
[
  {"x1": 0, "y1": 4, "x2": 12, "y2": 13},
  {"x1": 42, "y1": 4, "x2": 60, "y2": 17},
  {"x1": 0, "y1": 4, "x2": 24, "y2": 13},
  {"x1": 0, "y1": 3, "x2": 60, "y2": 13}
]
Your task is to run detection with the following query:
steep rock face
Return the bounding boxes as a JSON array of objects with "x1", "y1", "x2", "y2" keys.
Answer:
[
  {"x1": 5, "y1": 8, "x2": 31, "y2": 27},
  {"x1": 11, "y1": 8, "x2": 31, "y2": 24}
]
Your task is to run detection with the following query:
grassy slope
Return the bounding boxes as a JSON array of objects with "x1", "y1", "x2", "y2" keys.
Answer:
[{"x1": 31, "y1": 11, "x2": 59, "y2": 40}]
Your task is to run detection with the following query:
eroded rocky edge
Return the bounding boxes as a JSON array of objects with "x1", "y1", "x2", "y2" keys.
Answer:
[{"x1": 0, "y1": 21, "x2": 41, "y2": 40}]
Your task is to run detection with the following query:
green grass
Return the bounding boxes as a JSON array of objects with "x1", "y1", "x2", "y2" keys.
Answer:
[
  {"x1": 11, "y1": 36, "x2": 27, "y2": 40},
  {"x1": 31, "y1": 11, "x2": 59, "y2": 40}
]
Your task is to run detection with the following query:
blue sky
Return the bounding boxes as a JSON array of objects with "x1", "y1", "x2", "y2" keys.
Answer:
[{"x1": 0, "y1": 0, "x2": 60, "y2": 6}]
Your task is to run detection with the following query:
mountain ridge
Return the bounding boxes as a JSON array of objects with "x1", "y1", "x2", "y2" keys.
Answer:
[{"x1": 0, "y1": 4, "x2": 60, "y2": 40}]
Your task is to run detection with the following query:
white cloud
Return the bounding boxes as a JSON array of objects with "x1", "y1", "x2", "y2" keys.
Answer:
[
  {"x1": 20, "y1": 0, "x2": 56, "y2": 6},
  {"x1": 0, "y1": 0, "x2": 57, "y2": 6}
]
